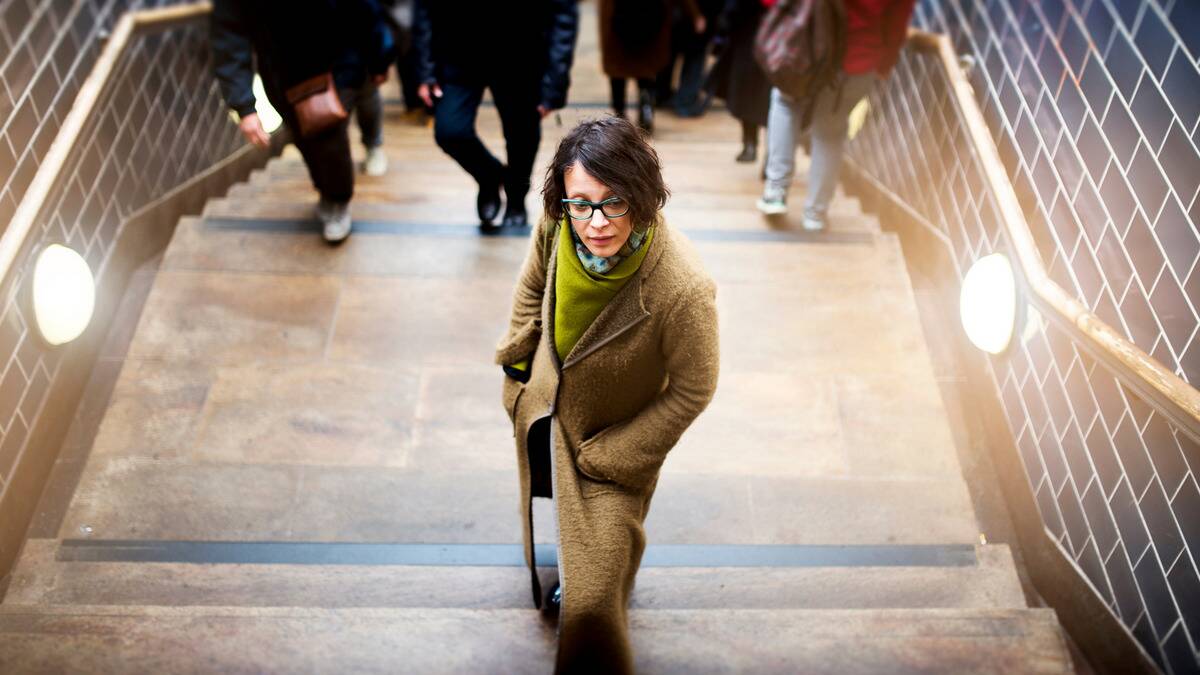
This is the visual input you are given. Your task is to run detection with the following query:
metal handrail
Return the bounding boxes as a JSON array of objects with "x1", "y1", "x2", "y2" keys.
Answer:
[
  {"x1": 905, "y1": 28, "x2": 1200, "y2": 442},
  {"x1": 0, "y1": 2, "x2": 212, "y2": 287}
]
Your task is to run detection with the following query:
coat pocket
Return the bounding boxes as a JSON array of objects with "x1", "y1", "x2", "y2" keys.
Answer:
[{"x1": 576, "y1": 470, "x2": 623, "y2": 500}]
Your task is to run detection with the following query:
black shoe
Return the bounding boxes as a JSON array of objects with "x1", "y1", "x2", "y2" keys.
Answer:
[
  {"x1": 737, "y1": 143, "x2": 757, "y2": 163},
  {"x1": 477, "y1": 177, "x2": 502, "y2": 226},
  {"x1": 501, "y1": 207, "x2": 528, "y2": 228},
  {"x1": 638, "y1": 91, "x2": 654, "y2": 134},
  {"x1": 638, "y1": 104, "x2": 654, "y2": 133},
  {"x1": 542, "y1": 583, "x2": 562, "y2": 616}
]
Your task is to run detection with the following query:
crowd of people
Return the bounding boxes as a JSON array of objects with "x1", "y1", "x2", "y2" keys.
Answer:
[
  {"x1": 208, "y1": 2, "x2": 913, "y2": 673},
  {"x1": 211, "y1": 0, "x2": 914, "y2": 243}
]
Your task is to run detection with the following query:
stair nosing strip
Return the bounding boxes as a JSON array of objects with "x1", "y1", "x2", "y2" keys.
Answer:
[
  {"x1": 199, "y1": 217, "x2": 877, "y2": 244},
  {"x1": 56, "y1": 540, "x2": 977, "y2": 568}
]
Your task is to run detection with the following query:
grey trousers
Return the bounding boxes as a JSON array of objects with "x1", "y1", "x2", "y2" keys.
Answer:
[
  {"x1": 764, "y1": 74, "x2": 876, "y2": 218},
  {"x1": 348, "y1": 84, "x2": 384, "y2": 149}
]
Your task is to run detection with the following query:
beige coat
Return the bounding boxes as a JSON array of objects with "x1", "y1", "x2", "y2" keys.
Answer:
[{"x1": 495, "y1": 217, "x2": 719, "y2": 673}]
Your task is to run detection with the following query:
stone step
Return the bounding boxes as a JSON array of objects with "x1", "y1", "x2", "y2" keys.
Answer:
[
  {"x1": 0, "y1": 604, "x2": 1074, "y2": 674},
  {"x1": 210, "y1": 190, "x2": 870, "y2": 232},
  {"x1": 5, "y1": 539, "x2": 1027, "y2": 611},
  {"x1": 247, "y1": 160, "x2": 868, "y2": 219},
  {"x1": 55, "y1": 459, "x2": 981, "y2": 545}
]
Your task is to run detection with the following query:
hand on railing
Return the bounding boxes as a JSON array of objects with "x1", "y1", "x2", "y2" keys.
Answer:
[{"x1": 238, "y1": 113, "x2": 270, "y2": 149}]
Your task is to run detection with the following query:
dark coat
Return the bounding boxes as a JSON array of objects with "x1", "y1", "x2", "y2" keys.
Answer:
[
  {"x1": 708, "y1": 0, "x2": 771, "y2": 126},
  {"x1": 211, "y1": 0, "x2": 394, "y2": 117},
  {"x1": 599, "y1": 0, "x2": 701, "y2": 79},
  {"x1": 411, "y1": 0, "x2": 579, "y2": 110},
  {"x1": 496, "y1": 217, "x2": 720, "y2": 672}
]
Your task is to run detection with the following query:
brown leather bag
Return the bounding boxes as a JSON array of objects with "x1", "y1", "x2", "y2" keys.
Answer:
[{"x1": 285, "y1": 73, "x2": 347, "y2": 138}]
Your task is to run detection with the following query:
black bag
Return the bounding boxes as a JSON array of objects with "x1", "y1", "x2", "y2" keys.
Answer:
[{"x1": 611, "y1": 0, "x2": 666, "y2": 51}]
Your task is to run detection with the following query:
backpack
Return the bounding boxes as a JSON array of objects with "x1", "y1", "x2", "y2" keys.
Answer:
[
  {"x1": 611, "y1": 0, "x2": 667, "y2": 51},
  {"x1": 753, "y1": 0, "x2": 848, "y2": 125}
]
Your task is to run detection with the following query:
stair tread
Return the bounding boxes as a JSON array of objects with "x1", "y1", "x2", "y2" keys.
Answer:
[
  {"x1": 0, "y1": 605, "x2": 1073, "y2": 674},
  {"x1": 6, "y1": 539, "x2": 1028, "y2": 610}
]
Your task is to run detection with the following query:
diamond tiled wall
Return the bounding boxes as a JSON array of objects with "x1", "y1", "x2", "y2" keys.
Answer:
[
  {"x1": 0, "y1": 1, "x2": 241, "y2": 505},
  {"x1": 847, "y1": 0, "x2": 1200, "y2": 672}
]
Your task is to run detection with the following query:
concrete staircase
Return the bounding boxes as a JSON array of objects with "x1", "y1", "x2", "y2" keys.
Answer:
[
  {"x1": 0, "y1": 2, "x2": 1077, "y2": 668},
  {"x1": 0, "y1": 110, "x2": 1076, "y2": 672}
]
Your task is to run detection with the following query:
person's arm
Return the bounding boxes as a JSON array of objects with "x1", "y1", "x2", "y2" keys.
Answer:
[
  {"x1": 412, "y1": 0, "x2": 442, "y2": 106},
  {"x1": 211, "y1": 0, "x2": 269, "y2": 147},
  {"x1": 576, "y1": 279, "x2": 720, "y2": 492},
  {"x1": 495, "y1": 219, "x2": 553, "y2": 368},
  {"x1": 878, "y1": 0, "x2": 917, "y2": 76},
  {"x1": 210, "y1": 0, "x2": 256, "y2": 118},
  {"x1": 538, "y1": 0, "x2": 579, "y2": 114}
]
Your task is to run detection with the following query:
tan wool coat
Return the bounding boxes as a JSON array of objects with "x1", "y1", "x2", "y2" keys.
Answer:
[{"x1": 495, "y1": 216, "x2": 719, "y2": 673}]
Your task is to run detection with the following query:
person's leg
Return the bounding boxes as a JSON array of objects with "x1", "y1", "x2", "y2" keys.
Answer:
[
  {"x1": 399, "y1": 49, "x2": 422, "y2": 113},
  {"x1": 354, "y1": 84, "x2": 384, "y2": 149},
  {"x1": 674, "y1": 39, "x2": 708, "y2": 115},
  {"x1": 610, "y1": 77, "x2": 627, "y2": 118},
  {"x1": 353, "y1": 84, "x2": 388, "y2": 175},
  {"x1": 636, "y1": 78, "x2": 655, "y2": 133},
  {"x1": 759, "y1": 87, "x2": 800, "y2": 212},
  {"x1": 295, "y1": 121, "x2": 355, "y2": 242},
  {"x1": 490, "y1": 72, "x2": 542, "y2": 226},
  {"x1": 802, "y1": 74, "x2": 875, "y2": 227},
  {"x1": 738, "y1": 118, "x2": 758, "y2": 162},
  {"x1": 433, "y1": 79, "x2": 504, "y2": 224}
]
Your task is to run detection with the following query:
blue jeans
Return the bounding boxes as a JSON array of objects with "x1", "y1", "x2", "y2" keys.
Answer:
[{"x1": 764, "y1": 74, "x2": 876, "y2": 218}]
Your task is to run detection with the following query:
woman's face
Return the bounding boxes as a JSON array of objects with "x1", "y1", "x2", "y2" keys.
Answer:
[{"x1": 564, "y1": 161, "x2": 633, "y2": 258}]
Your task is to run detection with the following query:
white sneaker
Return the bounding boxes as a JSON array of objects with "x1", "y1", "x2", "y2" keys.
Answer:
[
  {"x1": 363, "y1": 146, "x2": 388, "y2": 176},
  {"x1": 802, "y1": 214, "x2": 827, "y2": 231},
  {"x1": 756, "y1": 193, "x2": 788, "y2": 215},
  {"x1": 318, "y1": 199, "x2": 352, "y2": 243}
]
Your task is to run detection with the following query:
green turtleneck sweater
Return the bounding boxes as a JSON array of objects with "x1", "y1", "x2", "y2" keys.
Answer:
[{"x1": 509, "y1": 223, "x2": 654, "y2": 371}]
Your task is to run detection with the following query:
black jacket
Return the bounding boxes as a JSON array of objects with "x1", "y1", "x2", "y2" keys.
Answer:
[
  {"x1": 212, "y1": 0, "x2": 394, "y2": 117},
  {"x1": 412, "y1": 0, "x2": 578, "y2": 110}
]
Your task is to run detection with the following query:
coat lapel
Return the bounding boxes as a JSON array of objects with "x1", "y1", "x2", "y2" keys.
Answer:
[
  {"x1": 561, "y1": 224, "x2": 670, "y2": 371},
  {"x1": 543, "y1": 225, "x2": 563, "y2": 373}
]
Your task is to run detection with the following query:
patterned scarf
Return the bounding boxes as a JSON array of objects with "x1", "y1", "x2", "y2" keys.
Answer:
[{"x1": 568, "y1": 222, "x2": 652, "y2": 275}]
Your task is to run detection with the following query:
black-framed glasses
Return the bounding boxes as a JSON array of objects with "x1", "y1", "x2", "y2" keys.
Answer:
[{"x1": 561, "y1": 197, "x2": 630, "y2": 220}]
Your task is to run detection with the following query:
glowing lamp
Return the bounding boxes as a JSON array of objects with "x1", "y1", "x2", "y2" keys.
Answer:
[
  {"x1": 32, "y1": 244, "x2": 95, "y2": 346},
  {"x1": 960, "y1": 253, "x2": 1018, "y2": 354},
  {"x1": 252, "y1": 74, "x2": 283, "y2": 133},
  {"x1": 848, "y1": 98, "x2": 870, "y2": 139}
]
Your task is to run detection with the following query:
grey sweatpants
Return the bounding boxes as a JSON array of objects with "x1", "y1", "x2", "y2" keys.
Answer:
[{"x1": 764, "y1": 73, "x2": 876, "y2": 219}]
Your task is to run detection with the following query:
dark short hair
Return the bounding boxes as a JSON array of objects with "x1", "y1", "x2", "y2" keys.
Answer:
[{"x1": 541, "y1": 116, "x2": 670, "y2": 230}]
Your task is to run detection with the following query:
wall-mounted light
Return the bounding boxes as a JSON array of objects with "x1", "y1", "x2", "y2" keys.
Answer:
[
  {"x1": 31, "y1": 244, "x2": 95, "y2": 346},
  {"x1": 252, "y1": 74, "x2": 283, "y2": 133},
  {"x1": 960, "y1": 252, "x2": 1018, "y2": 354},
  {"x1": 225, "y1": 75, "x2": 282, "y2": 134},
  {"x1": 848, "y1": 98, "x2": 870, "y2": 139}
]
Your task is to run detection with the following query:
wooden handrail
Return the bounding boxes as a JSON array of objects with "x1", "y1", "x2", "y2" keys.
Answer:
[
  {"x1": 0, "y1": 2, "x2": 212, "y2": 288},
  {"x1": 905, "y1": 28, "x2": 1200, "y2": 436}
]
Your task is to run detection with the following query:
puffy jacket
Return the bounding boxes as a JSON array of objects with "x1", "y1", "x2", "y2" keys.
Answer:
[
  {"x1": 842, "y1": 0, "x2": 915, "y2": 76},
  {"x1": 412, "y1": 0, "x2": 579, "y2": 110},
  {"x1": 212, "y1": 0, "x2": 395, "y2": 117}
]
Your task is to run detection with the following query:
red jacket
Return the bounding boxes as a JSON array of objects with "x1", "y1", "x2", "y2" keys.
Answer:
[{"x1": 842, "y1": 0, "x2": 915, "y2": 75}]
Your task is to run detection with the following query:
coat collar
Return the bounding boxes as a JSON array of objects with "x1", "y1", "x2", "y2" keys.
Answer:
[{"x1": 558, "y1": 220, "x2": 670, "y2": 370}]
